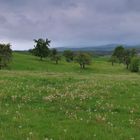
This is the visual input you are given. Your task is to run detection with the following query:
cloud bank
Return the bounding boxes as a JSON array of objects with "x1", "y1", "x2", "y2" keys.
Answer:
[{"x1": 0, "y1": 0, "x2": 140, "y2": 50}]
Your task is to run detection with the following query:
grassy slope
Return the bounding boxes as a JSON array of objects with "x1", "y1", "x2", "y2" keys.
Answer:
[
  {"x1": 10, "y1": 53, "x2": 129, "y2": 74},
  {"x1": 0, "y1": 52, "x2": 140, "y2": 140}
]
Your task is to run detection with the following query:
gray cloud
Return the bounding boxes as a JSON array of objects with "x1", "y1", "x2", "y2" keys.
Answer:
[{"x1": 0, "y1": 0, "x2": 140, "y2": 50}]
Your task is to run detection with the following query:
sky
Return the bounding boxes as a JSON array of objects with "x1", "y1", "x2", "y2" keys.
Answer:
[{"x1": 0, "y1": 0, "x2": 140, "y2": 50}]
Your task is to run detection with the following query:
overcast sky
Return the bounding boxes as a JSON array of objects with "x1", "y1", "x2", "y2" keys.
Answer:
[{"x1": 0, "y1": 0, "x2": 140, "y2": 50}]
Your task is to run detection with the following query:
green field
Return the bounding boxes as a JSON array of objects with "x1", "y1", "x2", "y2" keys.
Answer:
[{"x1": 0, "y1": 52, "x2": 140, "y2": 140}]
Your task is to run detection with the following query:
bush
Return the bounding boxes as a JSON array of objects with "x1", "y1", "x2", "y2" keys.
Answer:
[{"x1": 130, "y1": 57, "x2": 140, "y2": 72}]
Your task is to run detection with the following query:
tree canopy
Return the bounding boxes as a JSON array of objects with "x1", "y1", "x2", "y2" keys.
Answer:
[
  {"x1": 130, "y1": 57, "x2": 140, "y2": 72},
  {"x1": 75, "y1": 52, "x2": 92, "y2": 69},
  {"x1": 0, "y1": 43, "x2": 12, "y2": 69},
  {"x1": 32, "y1": 38, "x2": 50, "y2": 60},
  {"x1": 113, "y1": 45, "x2": 125, "y2": 63},
  {"x1": 111, "y1": 46, "x2": 139, "y2": 72},
  {"x1": 50, "y1": 48, "x2": 61, "y2": 64},
  {"x1": 63, "y1": 50, "x2": 74, "y2": 62}
]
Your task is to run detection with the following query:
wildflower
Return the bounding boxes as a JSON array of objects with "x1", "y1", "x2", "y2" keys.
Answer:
[
  {"x1": 29, "y1": 132, "x2": 33, "y2": 135},
  {"x1": 130, "y1": 110, "x2": 134, "y2": 114},
  {"x1": 19, "y1": 125, "x2": 22, "y2": 129},
  {"x1": 64, "y1": 129, "x2": 67, "y2": 133}
]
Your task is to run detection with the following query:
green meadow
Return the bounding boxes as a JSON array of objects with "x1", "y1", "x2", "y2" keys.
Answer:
[{"x1": 0, "y1": 52, "x2": 140, "y2": 140}]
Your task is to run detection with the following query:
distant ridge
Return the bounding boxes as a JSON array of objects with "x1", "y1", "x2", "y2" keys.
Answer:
[{"x1": 57, "y1": 44, "x2": 140, "y2": 52}]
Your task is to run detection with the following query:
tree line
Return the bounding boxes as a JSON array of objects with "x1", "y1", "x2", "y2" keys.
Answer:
[
  {"x1": 0, "y1": 38, "x2": 140, "y2": 72},
  {"x1": 29, "y1": 38, "x2": 92, "y2": 69}
]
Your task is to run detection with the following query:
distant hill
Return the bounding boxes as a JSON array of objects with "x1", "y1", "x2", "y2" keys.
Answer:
[
  {"x1": 14, "y1": 44, "x2": 140, "y2": 56},
  {"x1": 56, "y1": 44, "x2": 140, "y2": 55}
]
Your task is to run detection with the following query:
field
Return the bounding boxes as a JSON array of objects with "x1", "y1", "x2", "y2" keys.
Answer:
[{"x1": 0, "y1": 52, "x2": 140, "y2": 140}]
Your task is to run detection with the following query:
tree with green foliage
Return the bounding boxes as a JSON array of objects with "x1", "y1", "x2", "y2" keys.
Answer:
[
  {"x1": 50, "y1": 48, "x2": 61, "y2": 64},
  {"x1": 130, "y1": 57, "x2": 140, "y2": 72},
  {"x1": 51, "y1": 48, "x2": 57, "y2": 56},
  {"x1": 130, "y1": 48, "x2": 137, "y2": 57},
  {"x1": 123, "y1": 49, "x2": 137, "y2": 69},
  {"x1": 109, "y1": 55, "x2": 118, "y2": 66},
  {"x1": 0, "y1": 43, "x2": 12, "y2": 69},
  {"x1": 123, "y1": 49, "x2": 131, "y2": 69},
  {"x1": 75, "y1": 52, "x2": 92, "y2": 69},
  {"x1": 112, "y1": 46, "x2": 138, "y2": 70},
  {"x1": 63, "y1": 50, "x2": 74, "y2": 62},
  {"x1": 113, "y1": 45, "x2": 125, "y2": 63},
  {"x1": 32, "y1": 38, "x2": 50, "y2": 60}
]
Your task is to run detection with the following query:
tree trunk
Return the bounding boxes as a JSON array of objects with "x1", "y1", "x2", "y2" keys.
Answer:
[
  {"x1": 83, "y1": 64, "x2": 85, "y2": 69},
  {"x1": 126, "y1": 64, "x2": 129, "y2": 69},
  {"x1": 112, "y1": 62, "x2": 114, "y2": 66}
]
